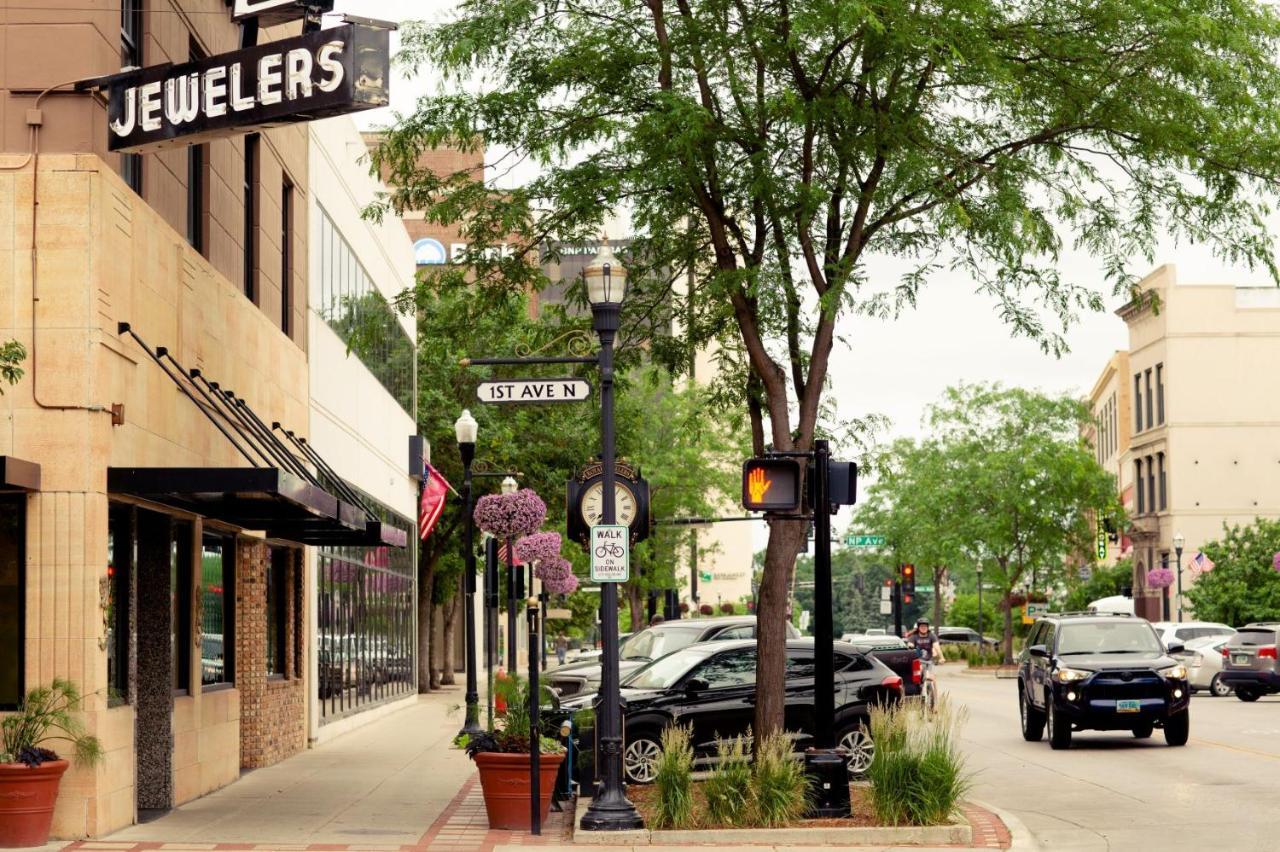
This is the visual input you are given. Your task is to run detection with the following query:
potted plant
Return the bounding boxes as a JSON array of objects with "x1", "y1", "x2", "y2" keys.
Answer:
[
  {"x1": 0, "y1": 679, "x2": 104, "y2": 847},
  {"x1": 463, "y1": 676, "x2": 565, "y2": 830}
]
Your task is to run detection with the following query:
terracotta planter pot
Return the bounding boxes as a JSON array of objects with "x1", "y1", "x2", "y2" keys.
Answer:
[
  {"x1": 0, "y1": 760, "x2": 69, "y2": 848},
  {"x1": 472, "y1": 751, "x2": 565, "y2": 830}
]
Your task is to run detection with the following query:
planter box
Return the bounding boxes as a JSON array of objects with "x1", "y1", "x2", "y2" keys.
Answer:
[
  {"x1": 473, "y1": 751, "x2": 565, "y2": 831},
  {"x1": 0, "y1": 760, "x2": 69, "y2": 848}
]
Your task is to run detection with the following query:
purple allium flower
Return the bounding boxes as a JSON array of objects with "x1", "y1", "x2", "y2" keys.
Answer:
[
  {"x1": 517, "y1": 532, "x2": 563, "y2": 566},
  {"x1": 1146, "y1": 567, "x2": 1175, "y2": 589},
  {"x1": 473, "y1": 488, "x2": 547, "y2": 538},
  {"x1": 1273, "y1": 551, "x2": 1280, "y2": 573}
]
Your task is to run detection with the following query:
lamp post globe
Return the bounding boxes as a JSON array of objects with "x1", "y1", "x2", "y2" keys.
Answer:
[
  {"x1": 580, "y1": 237, "x2": 643, "y2": 832},
  {"x1": 455, "y1": 410, "x2": 482, "y2": 737},
  {"x1": 501, "y1": 475, "x2": 518, "y2": 495},
  {"x1": 1173, "y1": 532, "x2": 1185, "y2": 623}
]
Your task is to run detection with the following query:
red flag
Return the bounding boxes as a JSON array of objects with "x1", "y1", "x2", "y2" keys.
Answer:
[
  {"x1": 497, "y1": 540, "x2": 524, "y2": 566},
  {"x1": 419, "y1": 464, "x2": 451, "y2": 540}
]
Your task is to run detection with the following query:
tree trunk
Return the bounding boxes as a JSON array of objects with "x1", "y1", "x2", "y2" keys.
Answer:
[
  {"x1": 753, "y1": 519, "x2": 808, "y2": 742},
  {"x1": 626, "y1": 582, "x2": 644, "y2": 631},
  {"x1": 1002, "y1": 591, "x2": 1015, "y2": 665},
  {"x1": 440, "y1": 581, "x2": 460, "y2": 686},
  {"x1": 932, "y1": 566, "x2": 945, "y2": 629},
  {"x1": 418, "y1": 549, "x2": 437, "y2": 692},
  {"x1": 430, "y1": 602, "x2": 444, "y2": 689}
]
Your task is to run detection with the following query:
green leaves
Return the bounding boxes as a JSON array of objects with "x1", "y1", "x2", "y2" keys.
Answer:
[
  {"x1": 1184, "y1": 518, "x2": 1280, "y2": 625},
  {"x1": 0, "y1": 339, "x2": 25, "y2": 393}
]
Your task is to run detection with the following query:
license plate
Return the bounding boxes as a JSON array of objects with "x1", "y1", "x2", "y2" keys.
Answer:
[
  {"x1": 1233, "y1": 655, "x2": 1251, "y2": 665},
  {"x1": 1116, "y1": 699, "x2": 1141, "y2": 713}
]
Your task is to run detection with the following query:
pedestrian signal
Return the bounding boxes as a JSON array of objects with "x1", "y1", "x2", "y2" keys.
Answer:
[{"x1": 741, "y1": 458, "x2": 803, "y2": 512}]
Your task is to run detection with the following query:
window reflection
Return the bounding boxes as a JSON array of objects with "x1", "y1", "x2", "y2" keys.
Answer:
[{"x1": 201, "y1": 536, "x2": 232, "y2": 687}]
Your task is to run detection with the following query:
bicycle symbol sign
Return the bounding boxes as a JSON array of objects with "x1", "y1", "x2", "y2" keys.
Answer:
[{"x1": 590, "y1": 525, "x2": 630, "y2": 582}]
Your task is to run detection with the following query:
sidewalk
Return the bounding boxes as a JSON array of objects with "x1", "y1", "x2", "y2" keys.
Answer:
[{"x1": 86, "y1": 689, "x2": 476, "y2": 850}]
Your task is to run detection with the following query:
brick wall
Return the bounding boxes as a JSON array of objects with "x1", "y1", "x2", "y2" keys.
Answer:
[{"x1": 235, "y1": 540, "x2": 306, "y2": 769}]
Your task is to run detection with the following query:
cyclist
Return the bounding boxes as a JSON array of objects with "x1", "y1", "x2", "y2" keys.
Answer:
[{"x1": 906, "y1": 618, "x2": 944, "y2": 707}]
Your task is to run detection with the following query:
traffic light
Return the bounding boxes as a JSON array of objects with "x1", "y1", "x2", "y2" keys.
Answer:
[
  {"x1": 901, "y1": 563, "x2": 916, "y2": 596},
  {"x1": 741, "y1": 458, "x2": 803, "y2": 512}
]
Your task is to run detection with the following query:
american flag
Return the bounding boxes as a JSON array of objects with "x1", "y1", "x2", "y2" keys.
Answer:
[
  {"x1": 1190, "y1": 551, "x2": 1215, "y2": 574},
  {"x1": 418, "y1": 464, "x2": 451, "y2": 540},
  {"x1": 497, "y1": 540, "x2": 524, "y2": 566}
]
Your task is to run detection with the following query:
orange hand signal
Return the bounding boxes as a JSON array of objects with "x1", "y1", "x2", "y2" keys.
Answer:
[{"x1": 747, "y1": 467, "x2": 772, "y2": 504}]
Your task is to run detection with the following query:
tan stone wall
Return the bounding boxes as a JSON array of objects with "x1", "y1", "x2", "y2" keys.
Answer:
[{"x1": 0, "y1": 154, "x2": 308, "y2": 837}]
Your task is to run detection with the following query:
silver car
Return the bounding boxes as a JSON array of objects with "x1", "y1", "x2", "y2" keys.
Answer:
[
  {"x1": 1220, "y1": 622, "x2": 1280, "y2": 701},
  {"x1": 1176, "y1": 635, "x2": 1233, "y2": 697}
]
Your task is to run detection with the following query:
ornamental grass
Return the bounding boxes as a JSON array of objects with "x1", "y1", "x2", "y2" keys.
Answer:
[{"x1": 866, "y1": 695, "x2": 971, "y2": 826}]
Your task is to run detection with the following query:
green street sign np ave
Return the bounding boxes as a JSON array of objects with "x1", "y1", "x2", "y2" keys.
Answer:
[
  {"x1": 846, "y1": 534, "x2": 886, "y2": 547},
  {"x1": 590, "y1": 525, "x2": 629, "y2": 582}
]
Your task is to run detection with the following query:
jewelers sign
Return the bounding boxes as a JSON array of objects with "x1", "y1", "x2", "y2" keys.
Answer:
[{"x1": 107, "y1": 23, "x2": 389, "y2": 153}]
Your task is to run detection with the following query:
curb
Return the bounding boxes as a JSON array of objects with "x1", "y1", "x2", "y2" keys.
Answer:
[{"x1": 972, "y1": 799, "x2": 1039, "y2": 851}]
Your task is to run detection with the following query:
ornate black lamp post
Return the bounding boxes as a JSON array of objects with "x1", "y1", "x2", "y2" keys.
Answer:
[
  {"x1": 456, "y1": 409, "x2": 483, "y2": 737},
  {"x1": 580, "y1": 239, "x2": 644, "y2": 831},
  {"x1": 1173, "y1": 531, "x2": 1185, "y2": 623},
  {"x1": 502, "y1": 475, "x2": 519, "y2": 671}
]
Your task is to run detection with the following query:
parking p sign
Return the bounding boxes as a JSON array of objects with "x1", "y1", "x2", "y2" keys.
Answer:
[{"x1": 590, "y1": 525, "x2": 630, "y2": 582}]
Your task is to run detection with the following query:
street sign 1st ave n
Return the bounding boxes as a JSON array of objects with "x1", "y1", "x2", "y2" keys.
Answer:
[
  {"x1": 590, "y1": 525, "x2": 629, "y2": 582},
  {"x1": 476, "y1": 378, "x2": 591, "y2": 404}
]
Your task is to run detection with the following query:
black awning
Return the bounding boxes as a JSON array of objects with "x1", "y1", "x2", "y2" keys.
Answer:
[
  {"x1": 0, "y1": 456, "x2": 41, "y2": 492},
  {"x1": 106, "y1": 467, "x2": 381, "y2": 546}
]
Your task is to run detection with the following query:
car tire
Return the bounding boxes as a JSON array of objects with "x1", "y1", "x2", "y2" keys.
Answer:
[
  {"x1": 1164, "y1": 710, "x2": 1190, "y2": 746},
  {"x1": 1019, "y1": 686, "x2": 1045, "y2": 742},
  {"x1": 1047, "y1": 698, "x2": 1072, "y2": 750},
  {"x1": 838, "y1": 722, "x2": 876, "y2": 779},
  {"x1": 1132, "y1": 722, "x2": 1153, "y2": 739},
  {"x1": 1210, "y1": 675, "x2": 1233, "y2": 698},
  {"x1": 1236, "y1": 686, "x2": 1261, "y2": 702},
  {"x1": 622, "y1": 729, "x2": 663, "y2": 785}
]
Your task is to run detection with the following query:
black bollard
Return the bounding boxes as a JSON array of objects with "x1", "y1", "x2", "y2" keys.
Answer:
[{"x1": 528, "y1": 601, "x2": 541, "y2": 835}]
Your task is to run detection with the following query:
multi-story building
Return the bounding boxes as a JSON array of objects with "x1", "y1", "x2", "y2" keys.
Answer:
[
  {"x1": 0, "y1": 3, "x2": 412, "y2": 838},
  {"x1": 1112, "y1": 264, "x2": 1280, "y2": 619},
  {"x1": 1084, "y1": 351, "x2": 1134, "y2": 569}
]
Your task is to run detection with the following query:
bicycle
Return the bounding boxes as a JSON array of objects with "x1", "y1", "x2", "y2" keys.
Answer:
[
  {"x1": 920, "y1": 658, "x2": 939, "y2": 713},
  {"x1": 594, "y1": 542, "x2": 625, "y2": 559}
]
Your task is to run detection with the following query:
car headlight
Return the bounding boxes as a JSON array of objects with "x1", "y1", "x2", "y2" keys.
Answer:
[
  {"x1": 1053, "y1": 667, "x2": 1091, "y2": 684},
  {"x1": 1159, "y1": 664, "x2": 1188, "y2": 681}
]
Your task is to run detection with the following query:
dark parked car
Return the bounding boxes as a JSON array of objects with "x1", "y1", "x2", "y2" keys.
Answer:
[
  {"x1": 558, "y1": 638, "x2": 903, "y2": 784},
  {"x1": 1219, "y1": 622, "x2": 1280, "y2": 701},
  {"x1": 938, "y1": 626, "x2": 999, "y2": 649},
  {"x1": 546, "y1": 615, "x2": 798, "y2": 698},
  {"x1": 1017, "y1": 613, "x2": 1190, "y2": 749}
]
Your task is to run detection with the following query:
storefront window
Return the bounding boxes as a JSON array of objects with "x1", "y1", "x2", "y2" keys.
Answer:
[
  {"x1": 171, "y1": 523, "x2": 192, "y2": 693},
  {"x1": 107, "y1": 504, "x2": 133, "y2": 706},
  {"x1": 318, "y1": 508, "x2": 415, "y2": 721},
  {"x1": 267, "y1": 547, "x2": 289, "y2": 677},
  {"x1": 0, "y1": 495, "x2": 24, "y2": 709},
  {"x1": 201, "y1": 535, "x2": 233, "y2": 687}
]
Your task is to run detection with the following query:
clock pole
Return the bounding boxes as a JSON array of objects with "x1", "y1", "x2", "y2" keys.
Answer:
[{"x1": 581, "y1": 242, "x2": 643, "y2": 831}]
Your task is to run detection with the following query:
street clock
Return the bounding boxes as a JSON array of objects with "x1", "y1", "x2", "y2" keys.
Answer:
[{"x1": 566, "y1": 460, "x2": 651, "y2": 549}]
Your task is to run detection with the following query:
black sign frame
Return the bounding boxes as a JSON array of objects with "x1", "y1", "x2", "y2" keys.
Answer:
[{"x1": 107, "y1": 23, "x2": 388, "y2": 153}]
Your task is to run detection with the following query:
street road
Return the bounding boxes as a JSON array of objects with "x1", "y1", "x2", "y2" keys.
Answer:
[{"x1": 943, "y1": 666, "x2": 1280, "y2": 850}]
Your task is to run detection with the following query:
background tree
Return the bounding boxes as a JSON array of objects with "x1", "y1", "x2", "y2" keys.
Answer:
[
  {"x1": 374, "y1": 0, "x2": 1280, "y2": 733},
  {"x1": 1185, "y1": 519, "x2": 1280, "y2": 625},
  {"x1": 1059, "y1": 558, "x2": 1134, "y2": 613}
]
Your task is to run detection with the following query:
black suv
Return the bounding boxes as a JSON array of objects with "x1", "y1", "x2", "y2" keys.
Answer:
[{"x1": 1017, "y1": 614, "x2": 1191, "y2": 749}]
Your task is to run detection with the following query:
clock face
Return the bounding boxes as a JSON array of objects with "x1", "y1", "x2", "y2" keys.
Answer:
[{"x1": 580, "y1": 481, "x2": 638, "y2": 527}]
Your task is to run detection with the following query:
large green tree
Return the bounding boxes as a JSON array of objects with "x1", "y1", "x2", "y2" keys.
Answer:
[
  {"x1": 373, "y1": 0, "x2": 1280, "y2": 733},
  {"x1": 1185, "y1": 519, "x2": 1280, "y2": 625},
  {"x1": 856, "y1": 385, "x2": 1122, "y2": 661}
]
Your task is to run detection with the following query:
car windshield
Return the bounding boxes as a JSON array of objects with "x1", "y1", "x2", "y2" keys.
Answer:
[
  {"x1": 619, "y1": 626, "x2": 704, "y2": 661},
  {"x1": 1232, "y1": 628, "x2": 1278, "y2": 646},
  {"x1": 1057, "y1": 622, "x2": 1162, "y2": 655},
  {"x1": 623, "y1": 647, "x2": 714, "y2": 689}
]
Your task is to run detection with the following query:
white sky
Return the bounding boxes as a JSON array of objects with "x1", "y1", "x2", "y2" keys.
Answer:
[{"x1": 336, "y1": 0, "x2": 1277, "y2": 544}]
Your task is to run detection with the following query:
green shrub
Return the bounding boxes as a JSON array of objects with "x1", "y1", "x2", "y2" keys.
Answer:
[
  {"x1": 962, "y1": 645, "x2": 1005, "y2": 667},
  {"x1": 751, "y1": 731, "x2": 808, "y2": 827},
  {"x1": 653, "y1": 725, "x2": 696, "y2": 829},
  {"x1": 867, "y1": 696, "x2": 971, "y2": 826},
  {"x1": 703, "y1": 735, "x2": 752, "y2": 826}
]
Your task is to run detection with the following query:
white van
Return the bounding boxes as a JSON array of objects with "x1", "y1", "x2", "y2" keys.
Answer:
[{"x1": 1087, "y1": 594, "x2": 1135, "y2": 615}]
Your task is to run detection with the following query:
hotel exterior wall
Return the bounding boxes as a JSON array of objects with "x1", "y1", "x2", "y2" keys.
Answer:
[
  {"x1": 1118, "y1": 264, "x2": 1280, "y2": 617},
  {"x1": 0, "y1": 155, "x2": 309, "y2": 837}
]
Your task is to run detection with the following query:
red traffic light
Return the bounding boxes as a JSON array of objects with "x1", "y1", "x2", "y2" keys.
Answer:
[
  {"x1": 902, "y1": 564, "x2": 914, "y2": 579},
  {"x1": 903, "y1": 593, "x2": 914, "y2": 605},
  {"x1": 741, "y1": 458, "x2": 803, "y2": 512}
]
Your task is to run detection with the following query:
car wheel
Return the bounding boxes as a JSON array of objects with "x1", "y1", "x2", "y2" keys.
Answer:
[
  {"x1": 1047, "y1": 697, "x2": 1072, "y2": 750},
  {"x1": 1210, "y1": 675, "x2": 1234, "y2": 698},
  {"x1": 1236, "y1": 686, "x2": 1261, "y2": 702},
  {"x1": 623, "y1": 730, "x2": 663, "y2": 784},
  {"x1": 1019, "y1": 686, "x2": 1045, "y2": 742},
  {"x1": 838, "y1": 723, "x2": 875, "y2": 778},
  {"x1": 1164, "y1": 710, "x2": 1190, "y2": 746},
  {"x1": 1132, "y1": 722, "x2": 1153, "y2": 739}
]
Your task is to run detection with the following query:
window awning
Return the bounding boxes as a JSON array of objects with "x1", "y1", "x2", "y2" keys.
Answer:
[
  {"x1": 113, "y1": 324, "x2": 409, "y2": 548},
  {"x1": 0, "y1": 456, "x2": 41, "y2": 492}
]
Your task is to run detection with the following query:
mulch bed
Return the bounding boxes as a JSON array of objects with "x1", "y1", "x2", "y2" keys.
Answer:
[{"x1": 627, "y1": 782, "x2": 881, "y2": 830}]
